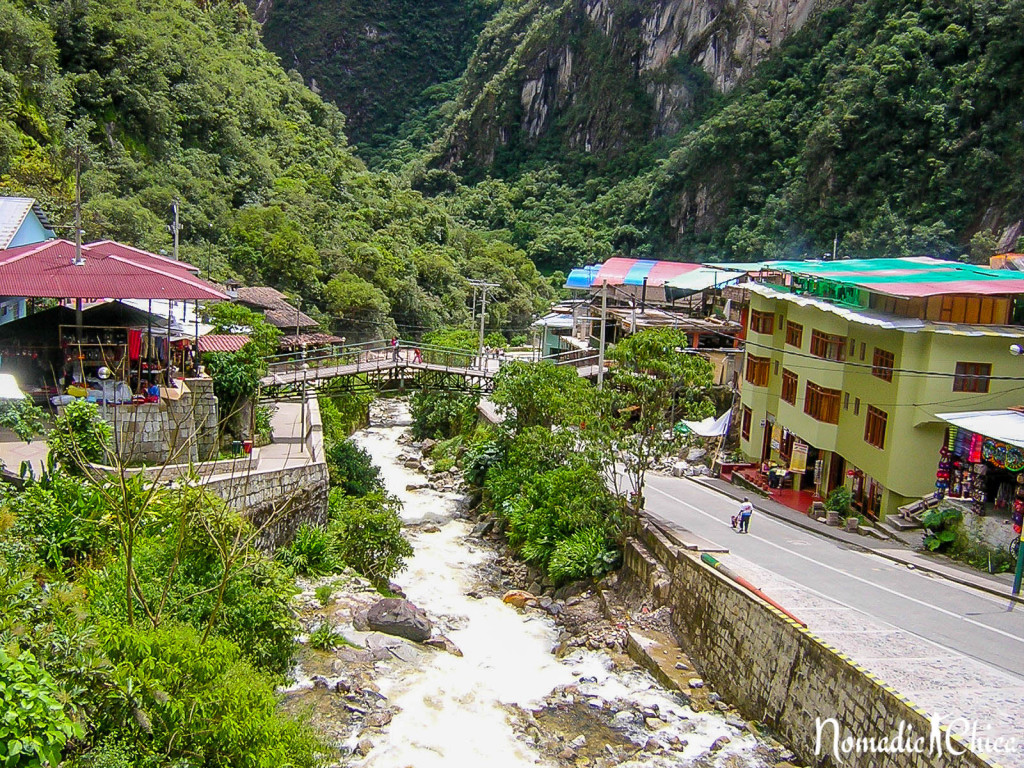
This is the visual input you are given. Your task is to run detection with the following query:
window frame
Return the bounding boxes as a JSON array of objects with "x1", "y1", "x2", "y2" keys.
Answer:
[
  {"x1": 745, "y1": 354, "x2": 771, "y2": 387},
  {"x1": 804, "y1": 381, "x2": 841, "y2": 424},
  {"x1": 781, "y1": 368, "x2": 798, "y2": 405},
  {"x1": 952, "y1": 362, "x2": 991, "y2": 393},
  {"x1": 749, "y1": 310, "x2": 775, "y2": 335},
  {"x1": 785, "y1": 321, "x2": 803, "y2": 348},
  {"x1": 809, "y1": 329, "x2": 847, "y2": 362},
  {"x1": 872, "y1": 348, "x2": 895, "y2": 382},
  {"x1": 864, "y1": 405, "x2": 888, "y2": 449},
  {"x1": 741, "y1": 406, "x2": 752, "y2": 441}
]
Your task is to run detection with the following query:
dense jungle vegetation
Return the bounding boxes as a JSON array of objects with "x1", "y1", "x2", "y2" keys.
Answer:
[
  {"x1": 261, "y1": 0, "x2": 1022, "y2": 270},
  {"x1": 0, "y1": 0, "x2": 552, "y2": 342}
]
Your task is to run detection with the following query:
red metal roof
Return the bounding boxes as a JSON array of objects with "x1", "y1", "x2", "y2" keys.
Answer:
[
  {"x1": 86, "y1": 240, "x2": 201, "y2": 276},
  {"x1": 0, "y1": 239, "x2": 228, "y2": 300},
  {"x1": 198, "y1": 334, "x2": 250, "y2": 353}
]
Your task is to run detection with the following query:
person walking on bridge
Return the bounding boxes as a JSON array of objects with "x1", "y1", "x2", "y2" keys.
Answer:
[{"x1": 391, "y1": 336, "x2": 400, "y2": 362}]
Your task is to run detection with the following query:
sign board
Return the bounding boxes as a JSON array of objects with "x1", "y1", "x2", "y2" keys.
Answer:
[
  {"x1": 771, "y1": 424, "x2": 782, "y2": 451},
  {"x1": 790, "y1": 442, "x2": 809, "y2": 472},
  {"x1": 814, "y1": 459, "x2": 824, "y2": 487}
]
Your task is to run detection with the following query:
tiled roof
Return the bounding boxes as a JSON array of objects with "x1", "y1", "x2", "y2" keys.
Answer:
[
  {"x1": 279, "y1": 332, "x2": 345, "y2": 348},
  {"x1": 235, "y1": 285, "x2": 318, "y2": 329},
  {"x1": 198, "y1": 334, "x2": 251, "y2": 353},
  {"x1": 0, "y1": 239, "x2": 228, "y2": 300}
]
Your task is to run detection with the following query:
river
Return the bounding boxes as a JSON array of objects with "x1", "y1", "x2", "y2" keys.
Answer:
[{"x1": 289, "y1": 400, "x2": 781, "y2": 767}]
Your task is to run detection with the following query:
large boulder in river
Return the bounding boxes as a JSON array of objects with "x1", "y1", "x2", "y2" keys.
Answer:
[{"x1": 366, "y1": 598, "x2": 433, "y2": 642}]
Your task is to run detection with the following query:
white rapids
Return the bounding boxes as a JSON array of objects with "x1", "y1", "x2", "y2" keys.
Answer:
[{"x1": 346, "y1": 401, "x2": 771, "y2": 767}]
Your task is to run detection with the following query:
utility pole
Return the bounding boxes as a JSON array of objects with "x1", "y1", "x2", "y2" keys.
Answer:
[
  {"x1": 597, "y1": 280, "x2": 608, "y2": 390},
  {"x1": 468, "y1": 279, "x2": 499, "y2": 363},
  {"x1": 170, "y1": 198, "x2": 180, "y2": 261}
]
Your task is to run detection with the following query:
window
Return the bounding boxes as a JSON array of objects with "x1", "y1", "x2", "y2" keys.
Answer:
[
  {"x1": 773, "y1": 360, "x2": 780, "y2": 375},
  {"x1": 741, "y1": 406, "x2": 752, "y2": 441},
  {"x1": 864, "y1": 406, "x2": 888, "y2": 449},
  {"x1": 810, "y1": 330, "x2": 846, "y2": 361},
  {"x1": 745, "y1": 354, "x2": 770, "y2": 387},
  {"x1": 781, "y1": 369, "x2": 798, "y2": 405},
  {"x1": 953, "y1": 362, "x2": 991, "y2": 393},
  {"x1": 804, "y1": 382, "x2": 841, "y2": 424},
  {"x1": 785, "y1": 321, "x2": 803, "y2": 348},
  {"x1": 860, "y1": 342, "x2": 866, "y2": 361},
  {"x1": 843, "y1": 392, "x2": 850, "y2": 410},
  {"x1": 854, "y1": 397, "x2": 860, "y2": 415},
  {"x1": 872, "y1": 348, "x2": 895, "y2": 382},
  {"x1": 849, "y1": 338, "x2": 856, "y2": 356},
  {"x1": 750, "y1": 310, "x2": 774, "y2": 335}
]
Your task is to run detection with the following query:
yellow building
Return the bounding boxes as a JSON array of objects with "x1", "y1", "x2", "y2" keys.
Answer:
[{"x1": 738, "y1": 257, "x2": 1024, "y2": 520}]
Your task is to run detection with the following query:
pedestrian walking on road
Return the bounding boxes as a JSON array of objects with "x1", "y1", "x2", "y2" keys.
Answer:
[{"x1": 737, "y1": 497, "x2": 753, "y2": 533}]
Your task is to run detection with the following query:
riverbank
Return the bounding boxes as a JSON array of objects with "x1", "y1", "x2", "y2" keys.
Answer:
[{"x1": 280, "y1": 399, "x2": 799, "y2": 767}]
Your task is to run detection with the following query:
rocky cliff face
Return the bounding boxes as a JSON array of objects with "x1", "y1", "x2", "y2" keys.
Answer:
[{"x1": 441, "y1": 0, "x2": 818, "y2": 171}]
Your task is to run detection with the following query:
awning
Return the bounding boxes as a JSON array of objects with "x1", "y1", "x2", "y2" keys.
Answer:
[
  {"x1": 935, "y1": 410, "x2": 1024, "y2": 449},
  {"x1": 678, "y1": 410, "x2": 732, "y2": 437},
  {"x1": 664, "y1": 268, "x2": 747, "y2": 300},
  {"x1": 531, "y1": 313, "x2": 575, "y2": 329}
]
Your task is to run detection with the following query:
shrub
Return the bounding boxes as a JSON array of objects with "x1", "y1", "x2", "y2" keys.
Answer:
[
  {"x1": 409, "y1": 390, "x2": 478, "y2": 440},
  {"x1": 922, "y1": 507, "x2": 963, "y2": 552},
  {"x1": 824, "y1": 486, "x2": 852, "y2": 514},
  {"x1": 325, "y1": 438, "x2": 382, "y2": 496},
  {"x1": 6, "y1": 470, "x2": 112, "y2": 572},
  {"x1": 328, "y1": 490, "x2": 412, "y2": 585},
  {"x1": 308, "y1": 622, "x2": 347, "y2": 650},
  {"x1": 0, "y1": 397, "x2": 47, "y2": 443},
  {"x1": 97, "y1": 623, "x2": 321, "y2": 768},
  {"x1": 314, "y1": 585, "x2": 334, "y2": 606},
  {"x1": 0, "y1": 648, "x2": 83, "y2": 768},
  {"x1": 277, "y1": 524, "x2": 338, "y2": 578},
  {"x1": 318, "y1": 393, "x2": 373, "y2": 442},
  {"x1": 254, "y1": 403, "x2": 275, "y2": 440},
  {"x1": 463, "y1": 436, "x2": 501, "y2": 487},
  {"x1": 547, "y1": 527, "x2": 621, "y2": 585},
  {"x1": 46, "y1": 400, "x2": 111, "y2": 472}
]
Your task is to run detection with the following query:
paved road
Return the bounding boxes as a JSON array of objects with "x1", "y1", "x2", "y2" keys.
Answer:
[{"x1": 644, "y1": 473, "x2": 1024, "y2": 761}]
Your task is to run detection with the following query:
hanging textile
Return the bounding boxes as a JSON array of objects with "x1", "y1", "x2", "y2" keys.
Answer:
[
  {"x1": 128, "y1": 329, "x2": 143, "y2": 360},
  {"x1": 968, "y1": 433, "x2": 983, "y2": 463}
]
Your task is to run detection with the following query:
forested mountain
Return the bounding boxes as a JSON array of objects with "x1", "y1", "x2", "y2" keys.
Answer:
[
  {"x1": 240, "y1": 0, "x2": 496, "y2": 152},
  {"x1": 255, "y1": 0, "x2": 1023, "y2": 268},
  {"x1": 0, "y1": 0, "x2": 552, "y2": 339}
]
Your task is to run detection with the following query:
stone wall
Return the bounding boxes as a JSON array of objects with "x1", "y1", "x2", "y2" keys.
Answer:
[
  {"x1": 204, "y1": 460, "x2": 329, "y2": 551},
  {"x1": 623, "y1": 520, "x2": 994, "y2": 768},
  {"x1": 105, "y1": 377, "x2": 218, "y2": 465}
]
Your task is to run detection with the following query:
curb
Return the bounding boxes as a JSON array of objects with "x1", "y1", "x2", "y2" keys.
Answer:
[{"x1": 693, "y1": 477, "x2": 1024, "y2": 607}]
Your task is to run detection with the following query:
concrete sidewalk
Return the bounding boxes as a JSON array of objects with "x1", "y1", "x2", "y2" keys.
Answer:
[{"x1": 694, "y1": 474, "x2": 1021, "y2": 605}]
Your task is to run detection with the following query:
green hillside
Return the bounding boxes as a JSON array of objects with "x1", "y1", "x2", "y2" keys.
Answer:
[
  {"x1": 417, "y1": 0, "x2": 1024, "y2": 268},
  {"x1": 0, "y1": 0, "x2": 550, "y2": 338}
]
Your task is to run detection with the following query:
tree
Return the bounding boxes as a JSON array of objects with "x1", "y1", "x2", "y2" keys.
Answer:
[
  {"x1": 490, "y1": 360, "x2": 594, "y2": 432},
  {"x1": 607, "y1": 328, "x2": 714, "y2": 507}
]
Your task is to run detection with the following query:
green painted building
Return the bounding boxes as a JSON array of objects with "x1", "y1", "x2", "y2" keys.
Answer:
[{"x1": 738, "y1": 257, "x2": 1024, "y2": 520}]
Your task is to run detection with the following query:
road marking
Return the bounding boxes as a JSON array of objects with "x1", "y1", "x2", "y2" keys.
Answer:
[{"x1": 646, "y1": 483, "x2": 1024, "y2": 649}]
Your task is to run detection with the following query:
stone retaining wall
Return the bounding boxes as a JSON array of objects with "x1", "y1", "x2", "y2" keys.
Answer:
[
  {"x1": 204, "y1": 460, "x2": 329, "y2": 551},
  {"x1": 623, "y1": 519, "x2": 995, "y2": 768}
]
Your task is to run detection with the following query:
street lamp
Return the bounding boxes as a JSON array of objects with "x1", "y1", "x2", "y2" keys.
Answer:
[{"x1": 97, "y1": 366, "x2": 111, "y2": 419}]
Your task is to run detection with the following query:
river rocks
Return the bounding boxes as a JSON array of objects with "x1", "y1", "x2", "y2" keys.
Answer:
[
  {"x1": 365, "y1": 598, "x2": 433, "y2": 642},
  {"x1": 710, "y1": 735, "x2": 731, "y2": 751},
  {"x1": 406, "y1": 482, "x2": 429, "y2": 491},
  {"x1": 424, "y1": 635, "x2": 464, "y2": 657},
  {"x1": 355, "y1": 738, "x2": 374, "y2": 756},
  {"x1": 502, "y1": 589, "x2": 537, "y2": 609},
  {"x1": 420, "y1": 438, "x2": 438, "y2": 455},
  {"x1": 403, "y1": 458, "x2": 421, "y2": 469},
  {"x1": 471, "y1": 518, "x2": 494, "y2": 537},
  {"x1": 364, "y1": 709, "x2": 394, "y2": 728},
  {"x1": 688, "y1": 678, "x2": 705, "y2": 689}
]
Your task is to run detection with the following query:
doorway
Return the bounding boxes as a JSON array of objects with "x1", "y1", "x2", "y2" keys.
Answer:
[{"x1": 827, "y1": 454, "x2": 846, "y2": 494}]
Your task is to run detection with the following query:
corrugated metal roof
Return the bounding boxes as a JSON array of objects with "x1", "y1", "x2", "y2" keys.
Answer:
[
  {"x1": 935, "y1": 410, "x2": 1024, "y2": 449},
  {"x1": 663, "y1": 267, "x2": 747, "y2": 298},
  {"x1": 566, "y1": 258, "x2": 702, "y2": 289},
  {"x1": 86, "y1": 240, "x2": 201, "y2": 275},
  {"x1": 0, "y1": 239, "x2": 228, "y2": 300},
  {"x1": 198, "y1": 334, "x2": 250, "y2": 353},
  {"x1": 0, "y1": 198, "x2": 38, "y2": 249},
  {"x1": 769, "y1": 256, "x2": 1024, "y2": 298}
]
